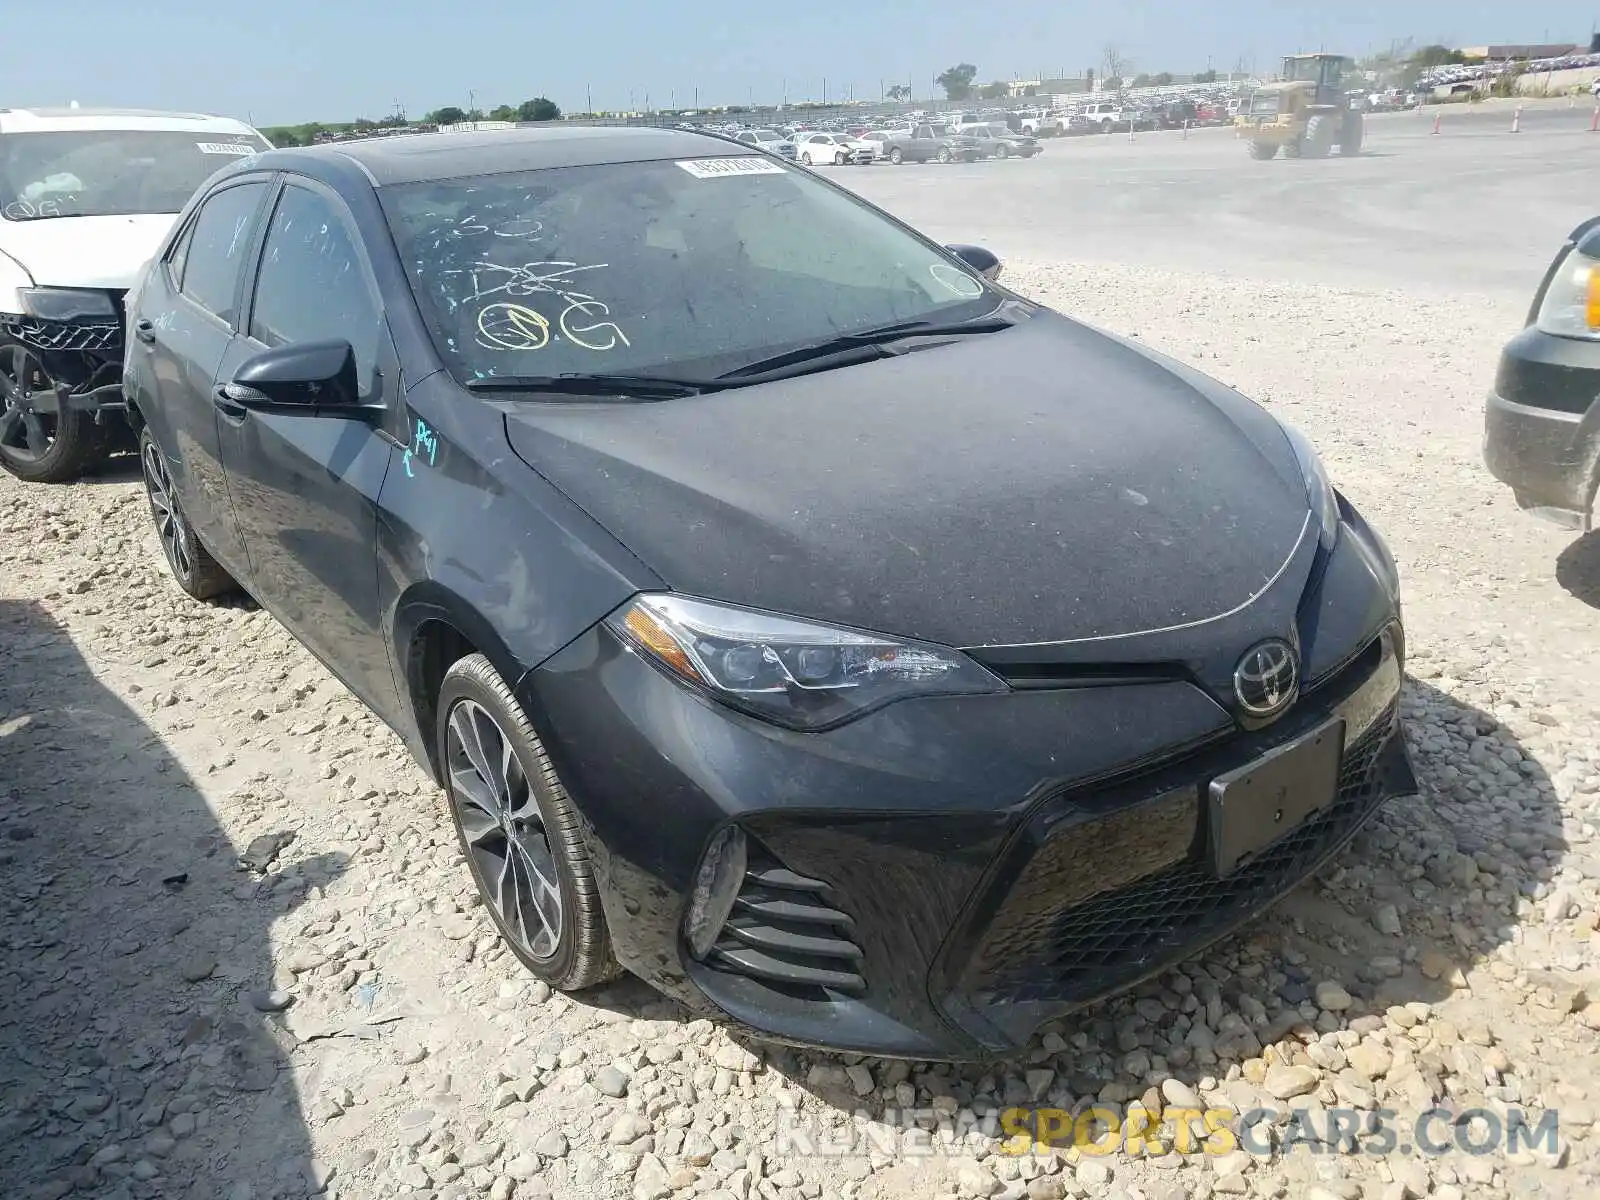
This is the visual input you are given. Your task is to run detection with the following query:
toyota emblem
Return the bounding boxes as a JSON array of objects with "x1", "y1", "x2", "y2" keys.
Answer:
[{"x1": 1233, "y1": 639, "x2": 1298, "y2": 718}]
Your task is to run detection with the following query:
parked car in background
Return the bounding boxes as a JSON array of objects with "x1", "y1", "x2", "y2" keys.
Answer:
[
  {"x1": 732, "y1": 129, "x2": 797, "y2": 160},
  {"x1": 789, "y1": 131, "x2": 874, "y2": 165},
  {"x1": 1083, "y1": 101, "x2": 1128, "y2": 131},
  {"x1": 1484, "y1": 216, "x2": 1600, "y2": 532},
  {"x1": 0, "y1": 105, "x2": 271, "y2": 481},
  {"x1": 1017, "y1": 109, "x2": 1065, "y2": 137},
  {"x1": 123, "y1": 124, "x2": 1412, "y2": 1060},
  {"x1": 867, "y1": 124, "x2": 983, "y2": 164},
  {"x1": 962, "y1": 125, "x2": 1043, "y2": 158}
]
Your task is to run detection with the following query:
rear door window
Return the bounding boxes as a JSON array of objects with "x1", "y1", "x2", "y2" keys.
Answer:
[{"x1": 177, "y1": 181, "x2": 270, "y2": 325}]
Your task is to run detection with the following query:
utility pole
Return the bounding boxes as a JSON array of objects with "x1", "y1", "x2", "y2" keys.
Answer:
[
  {"x1": 823, "y1": 77, "x2": 828, "y2": 105},
  {"x1": 586, "y1": 84, "x2": 592, "y2": 113},
  {"x1": 468, "y1": 89, "x2": 475, "y2": 117}
]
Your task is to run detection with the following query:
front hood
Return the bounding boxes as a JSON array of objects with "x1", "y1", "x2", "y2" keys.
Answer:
[
  {"x1": 0, "y1": 214, "x2": 177, "y2": 289},
  {"x1": 502, "y1": 312, "x2": 1312, "y2": 648}
]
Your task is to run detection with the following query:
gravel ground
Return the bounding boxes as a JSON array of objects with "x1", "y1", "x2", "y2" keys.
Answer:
[{"x1": 3, "y1": 258, "x2": 1600, "y2": 1200}]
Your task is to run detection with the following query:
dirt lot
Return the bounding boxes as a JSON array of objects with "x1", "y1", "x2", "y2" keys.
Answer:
[{"x1": 3, "y1": 120, "x2": 1600, "y2": 1200}]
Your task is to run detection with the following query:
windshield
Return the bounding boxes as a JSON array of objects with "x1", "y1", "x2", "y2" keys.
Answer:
[
  {"x1": 1248, "y1": 92, "x2": 1282, "y2": 117},
  {"x1": 381, "y1": 157, "x2": 996, "y2": 383},
  {"x1": 0, "y1": 129, "x2": 269, "y2": 220}
]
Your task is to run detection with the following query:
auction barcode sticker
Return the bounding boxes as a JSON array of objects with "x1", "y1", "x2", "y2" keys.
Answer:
[
  {"x1": 675, "y1": 158, "x2": 787, "y2": 179},
  {"x1": 196, "y1": 142, "x2": 257, "y2": 155}
]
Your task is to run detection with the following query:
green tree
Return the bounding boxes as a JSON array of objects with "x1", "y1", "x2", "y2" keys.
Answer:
[
  {"x1": 1193, "y1": 69, "x2": 1218, "y2": 83},
  {"x1": 1153, "y1": 72, "x2": 1173, "y2": 86},
  {"x1": 886, "y1": 84, "x2": 911, "y2": 101},
  {"x1": 488, "y1": 104, "x2": 518, "y2": 122},
  {"x1": 427, "y1": 106, "x2": 466, "y2": 125},
  {"x1": 1131, "y1": 73, "x2": 1152, "y2": 88},
  {"x1": 979, "y1": 81, "x2": 1009, "y2": 100},
  {"x1": 1102, "y1": 76, "x2": 1123, "y2": 92},
  {"x1": 517, "y1": 97, "x2": 562, "y2": 122},
  {"x1": 936, "y1": 63, "x2": 979, "y2": 100},
  {"x1": 263, "y1": 126, "x2": 300, "y2": 147}
]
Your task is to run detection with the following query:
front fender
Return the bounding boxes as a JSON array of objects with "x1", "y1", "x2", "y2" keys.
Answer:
[
  {"x1": 375, "y1": 380, "x2": 665, "y2": 777},
  {"x1": 0, "y1": 247, "x2": 36, "y2": 314}
]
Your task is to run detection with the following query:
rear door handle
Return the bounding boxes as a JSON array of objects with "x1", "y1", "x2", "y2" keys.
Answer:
[
  {"x1": 133, "y1": 318, "x2": 156, "y2": 344},
  {"x1": 212, "y1": 383, "x2": 249, "y2": 421}
]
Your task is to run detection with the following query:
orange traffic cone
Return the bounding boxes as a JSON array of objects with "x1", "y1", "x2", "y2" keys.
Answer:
[
  {"x1": 1591, "y1": 105, "x2": 1599, "y2": 132},
  {"x1": 1431, "y1": 112, "x2": 1442, "y2": 135},
  {"x1": 1511, "y1": 105, "x2": 1522, "y2": 133}
]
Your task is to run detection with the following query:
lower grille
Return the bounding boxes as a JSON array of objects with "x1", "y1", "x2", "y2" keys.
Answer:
[
  {"x1": 707, "y1": 845, "x2": 866, "y2": 997},
  {"x1": 966, "y1": 703, "x2": 1398, "y2": 1010}
]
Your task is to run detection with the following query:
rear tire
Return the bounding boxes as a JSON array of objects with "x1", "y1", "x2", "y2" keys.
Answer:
[
  {"x1": 1248, "y1": 140, "x2": 1279, "y2": 160},
  {"x1": 1340, "y1": 112, "x2": 1364, "y2": 156},
  {"x1": 889, "y1": 147, "x2": 903, "y2": 164},
  {"x1": 438, "y1": 654, "x2": 621, "y2": 992},
  {"x1": 0, "y1": 339, "x2": 110, "y2": 483},
  {"x1": 936, "y1": 146, "x2": 953, "y2": 164},
  {"x1": 138, "y1": 428, "x2": 236, "y2": 601},
  {"x1": 995, "y1": 143, "x2": 1010, "y2": 159},
  {"x1": 800, "y1": 152, "x2": 813, "y2": 166},
  {"x1": 1303, "y1": 114, "x2": 1334, "y2": 158}
]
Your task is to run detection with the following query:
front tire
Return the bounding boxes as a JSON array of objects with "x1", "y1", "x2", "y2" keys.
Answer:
[
  {"x1": 936, "y1": 146, "x2": 953, "y2": 163},
  {"x1": 995, "y1": 143, "x2": 1010, "y2": 159},
  {"x1": 1248, "y1": 140, "x2": 1279, "y2": 159},
  {"x1": 889, "y1": 147, "x2": 904, "y2": 164},
  {"x1": 800, "y1": 152, "x2": 813, "y2": 166},
  {"x1": 438, "y1": 654, "x2": 619, "y2": 991},
  {"x1": 0, "y1": 339, "x2": 109, "y2": 483},
  {"x1": 139, "y1": 428, "x2": 236, "y2": 600}
]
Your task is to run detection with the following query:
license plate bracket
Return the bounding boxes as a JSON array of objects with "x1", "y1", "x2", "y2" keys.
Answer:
[{"x1": 1208, "y1": 718, "x2": 1345, "y2": 877}]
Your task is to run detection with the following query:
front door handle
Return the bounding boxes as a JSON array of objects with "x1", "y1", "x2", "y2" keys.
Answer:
[
  {"x1": 212, "y1": 383, "x2": 249, "y2": 421},
  {"x1": 133, "y1": 318, "x2": 156, "y2": 344}
]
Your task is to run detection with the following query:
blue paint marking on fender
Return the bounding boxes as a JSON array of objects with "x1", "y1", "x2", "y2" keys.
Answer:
[{"x1": 404, "y1": 417, "x2": 439, "y2": 479}]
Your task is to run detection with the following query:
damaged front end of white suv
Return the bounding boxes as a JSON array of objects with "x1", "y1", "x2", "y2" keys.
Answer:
[{"x1": 0, "y1": 107, "x2": 270, "y2": 481}]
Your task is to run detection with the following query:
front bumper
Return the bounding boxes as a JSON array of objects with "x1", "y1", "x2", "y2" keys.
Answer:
[
  {"x1": 1483, "y1": 325, "x2": 1600, "y2": 528},
  {"x1": 0, "y1": 298, "x2": 129, "y2": 414},
  {"x1": 522, "y1": 523, "x2": 1411, "y2": 1059}
]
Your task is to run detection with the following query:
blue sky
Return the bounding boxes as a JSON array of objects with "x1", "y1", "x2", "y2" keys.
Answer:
[{"x1": 7, "y1": 2, "x2": 1596, "y2": 124}]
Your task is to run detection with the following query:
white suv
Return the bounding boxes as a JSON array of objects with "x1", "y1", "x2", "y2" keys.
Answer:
[{"x1": 0, "y1": 106, "x2": 271, "y2": 481}]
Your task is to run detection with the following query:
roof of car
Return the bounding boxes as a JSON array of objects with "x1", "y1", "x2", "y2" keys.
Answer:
[
  {"x1": 289, "y1": 126, "x2": 761, "y2": 186},
  {"x1": 0, "y1": 107, "x2": 260, "y2": 135}
]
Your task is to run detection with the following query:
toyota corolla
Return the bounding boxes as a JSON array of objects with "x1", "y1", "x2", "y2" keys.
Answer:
[{"x1": 123, "y1": 127, "x2": 1414, "y2": 1059}]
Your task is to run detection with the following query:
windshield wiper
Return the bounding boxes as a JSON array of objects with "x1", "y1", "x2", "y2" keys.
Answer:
[
  {"x1": 716, "y1": 315, "x2": 1014, "y2": 380},
  {"x1": 464, "y1": 373, "x2": 715, "y2": 399}
]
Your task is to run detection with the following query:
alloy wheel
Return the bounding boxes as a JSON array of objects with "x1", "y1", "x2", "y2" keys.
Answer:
[
  {"x1": 446, "y1": 698, "x2": 563, "y2": 960},
  {"x1": 141, "y1": 437, "x2": 194, "y2": 583},
  {"x1": 0, "y1": 344, "x2": 58, "y2": 463}
]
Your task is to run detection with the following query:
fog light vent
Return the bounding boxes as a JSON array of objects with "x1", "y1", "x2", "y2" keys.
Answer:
[
  {"x1": 705, "y1": 842, "x2": 866, "y2": 997},
  {"x1": 685, "y1": 825, "x2": 748, "y2": 960}
]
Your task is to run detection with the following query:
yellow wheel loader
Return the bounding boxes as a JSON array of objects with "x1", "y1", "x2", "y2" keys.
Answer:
[{"x1": 1236, "y1": 54, "x2": 1366, "y2": 160}]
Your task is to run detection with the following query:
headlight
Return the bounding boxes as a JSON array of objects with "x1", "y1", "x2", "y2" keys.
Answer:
[
  {"x1": 1279, "y1": 422, "x2": 1339, "y2": 551},
  {"x1": 18, "y1": 287, "x2": 116, "y2": 322},
  {"x1": 1535, "y1": 247, "x2": 1600, "y2": 341},
  {"x1": 607, "y1": 593, "x2": 1006, "y2": 730}
]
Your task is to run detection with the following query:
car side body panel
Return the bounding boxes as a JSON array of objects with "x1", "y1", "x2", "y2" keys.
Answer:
[{"x1": 374, "y1": 372, "x2": 664, "y2": 778}]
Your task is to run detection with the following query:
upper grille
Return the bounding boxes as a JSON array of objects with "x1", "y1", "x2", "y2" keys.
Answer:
[
  {"x1": 1, "y1": 313, "x2": 122, "y2": 354},
  {"x1": 964, "y1": 703, "x2": 1398, "y2": 1010},
  {"x1": 707, "y1": 845, "x2": 866, "y2": 997}
]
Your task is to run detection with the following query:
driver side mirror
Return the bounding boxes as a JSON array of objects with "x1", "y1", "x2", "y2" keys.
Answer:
[
  {"x1": 221, "y1": 340, "x2": 368, "y2": 416},
  {"x1": 946, "y1": 244, "x2": 1003, "y2": 283}
]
